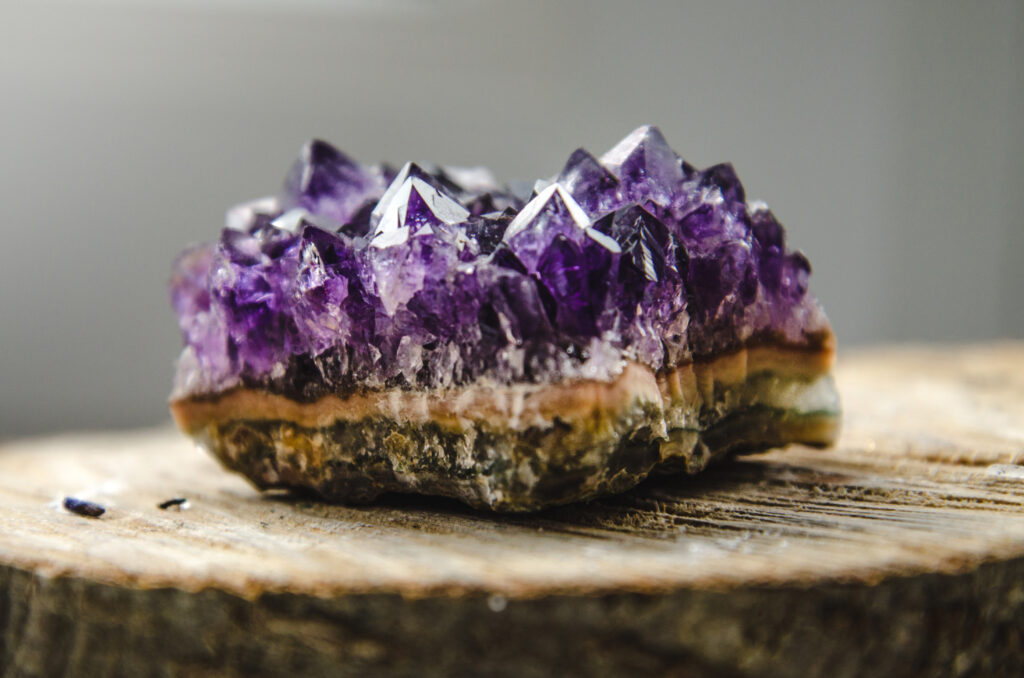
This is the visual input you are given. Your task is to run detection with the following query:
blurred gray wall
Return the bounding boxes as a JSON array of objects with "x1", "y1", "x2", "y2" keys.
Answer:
[{"x1": 1, "y1": 0, "x2": 1022, "y2": 437}]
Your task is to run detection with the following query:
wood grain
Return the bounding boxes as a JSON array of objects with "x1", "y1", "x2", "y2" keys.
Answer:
[{"x1": 2, "y1": 343, "x2": 1024, "y2": 677}]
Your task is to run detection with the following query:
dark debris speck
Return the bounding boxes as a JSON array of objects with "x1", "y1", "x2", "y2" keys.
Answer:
[{"x1": 63, "y1": 497, "x2": 105, "y2": 518}]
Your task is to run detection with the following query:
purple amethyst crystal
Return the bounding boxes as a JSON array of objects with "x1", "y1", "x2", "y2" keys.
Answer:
[
  {"x1": 281, "y1": 140, "x2": 388, "y2": 227},
  {"x1": 170, "y1": 126, "x2": 829, "y2": 397}
]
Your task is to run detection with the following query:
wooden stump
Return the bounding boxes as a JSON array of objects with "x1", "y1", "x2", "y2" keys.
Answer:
[{"x1": 2, "y1": 344, "x2": 1024, "y2": 677}]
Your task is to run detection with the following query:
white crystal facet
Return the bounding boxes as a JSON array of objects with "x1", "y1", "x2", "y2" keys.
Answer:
[
  {"x1": 226, "y1": 196, "x2": 280, "y2": 231},
  {"x1": 443, "y1": 165, "x2": 499, "y2": 193},
  {"x1": 271, "y1": 208, "x2": 311, "y2": 234},
  {"x1": 371, "y1": 176, "x2": 470, "y2": 249},
  {"x1": 599, "y1": 124, "x2": 660, "y2": 170},
  {"x1": 504, "y1": 183, "x2": 591, "y2": 240}
]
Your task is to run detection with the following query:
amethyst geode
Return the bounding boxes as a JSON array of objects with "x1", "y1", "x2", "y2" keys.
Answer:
[{"x1": 170, "y1": 126, "x2": 838, "y2": 511}]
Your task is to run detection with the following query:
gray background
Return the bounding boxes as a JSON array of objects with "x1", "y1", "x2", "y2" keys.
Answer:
[{"x1": 1, "y1": 0, "x2": 1021, "y2": 437}]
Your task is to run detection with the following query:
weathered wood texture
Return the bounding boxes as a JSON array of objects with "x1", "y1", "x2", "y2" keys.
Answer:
[{"x1": 2, "y1": 343, "x2": 1024, "y2": 677}]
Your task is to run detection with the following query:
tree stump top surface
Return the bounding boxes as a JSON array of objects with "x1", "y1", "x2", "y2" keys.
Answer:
[{"x1": 2, "y1": 343, "x2": 1024, "y2": 600}]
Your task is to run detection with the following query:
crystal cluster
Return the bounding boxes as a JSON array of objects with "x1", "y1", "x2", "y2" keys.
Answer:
[{"x1": 171, "y1": 126, "x2": 826, "y2": 397}]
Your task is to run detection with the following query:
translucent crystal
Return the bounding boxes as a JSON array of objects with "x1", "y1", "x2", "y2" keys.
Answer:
[
  {"x1": 599, "y1": 125, "x2": 684, "y2": 204},
  {"x1": 558, "y1": 148, "x2": 620, "y2": 217},
  {"x1": 281, "y1": 139, "x2": 385, "y2": 227}
]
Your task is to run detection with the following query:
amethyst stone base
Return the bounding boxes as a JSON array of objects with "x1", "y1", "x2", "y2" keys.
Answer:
[{"x1": 171, "y1": 347, "x2": 839, "y2": 511}]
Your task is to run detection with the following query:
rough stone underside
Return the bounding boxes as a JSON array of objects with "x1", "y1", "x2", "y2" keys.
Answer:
[
  {"x1": 176, "y1": 359, "x2": 839, "y2": 511},
  {"x1": 170, "y1": 126, "x2": 838, "y2": 510}
]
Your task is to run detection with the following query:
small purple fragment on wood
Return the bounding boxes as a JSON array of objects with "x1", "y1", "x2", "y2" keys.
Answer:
[{"x1": 63, "y1": 497, "x2": 105, "y2": 518}]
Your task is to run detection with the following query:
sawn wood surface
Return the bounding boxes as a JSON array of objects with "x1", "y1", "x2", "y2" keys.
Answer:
[{"x1": 1, "y1": 343, "x2": 1023, "y2": 677}]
